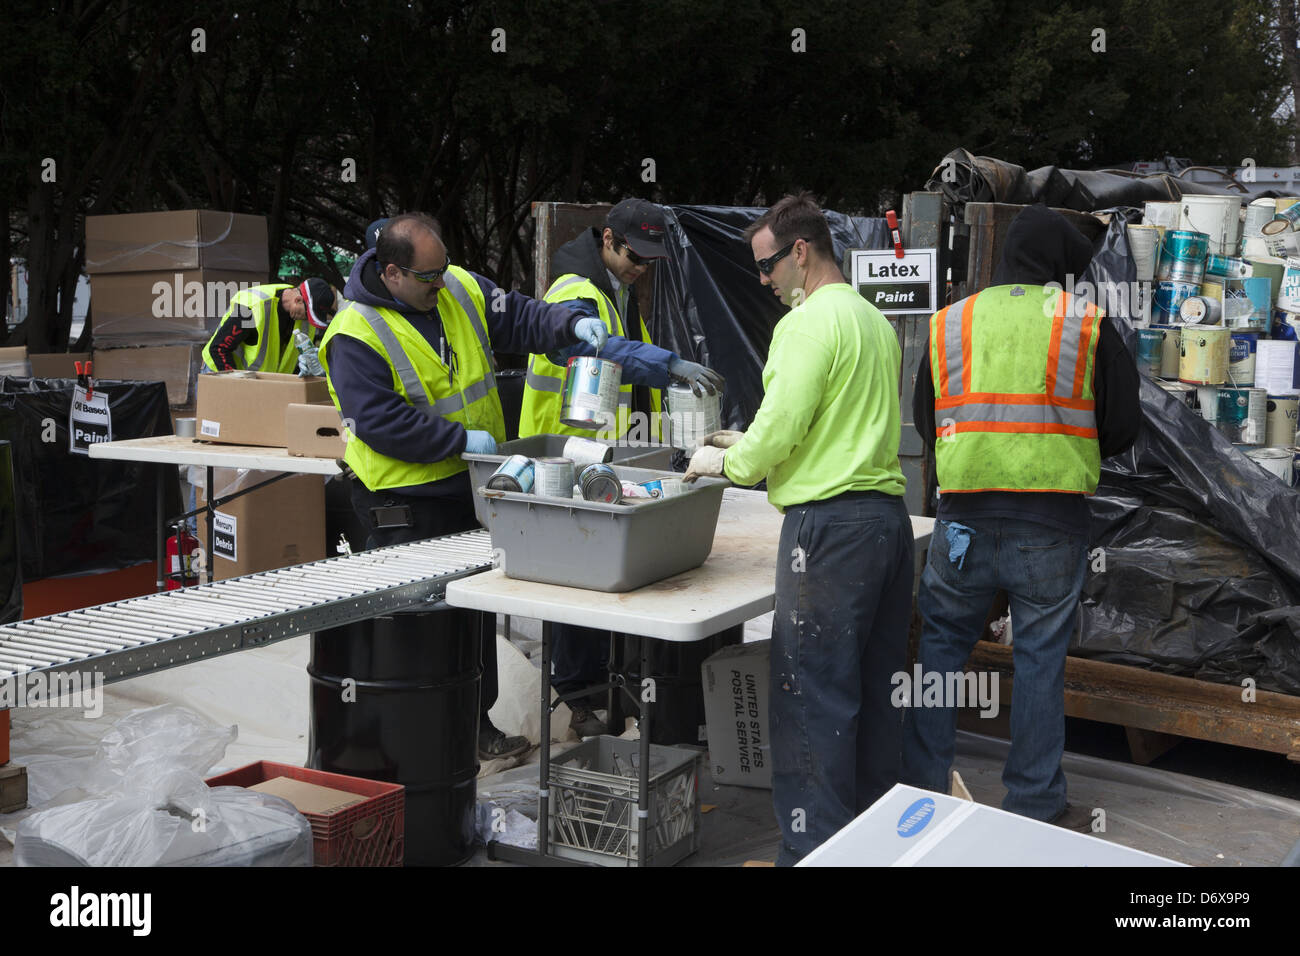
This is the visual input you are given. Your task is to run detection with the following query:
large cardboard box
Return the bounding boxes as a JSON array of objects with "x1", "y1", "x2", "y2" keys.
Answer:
[
  {"x1": 92, "y1": 344, "x2": 203, "y2": 406},
  {"x1": 85, "y1": 210, "x2": 269, "y2": 275},
  {"x1": 28, "y1": 352, "x2": 91, "y2": 379},
  {"x1": 701, "y1": 640, "x2": 772, "y2": 789},
  {"x1": 286, "y1": 402, "x2": 347, "y2": 459},
  {"x1": 90, "y1": 269, "x2": 268, "y2": 344},
  {"x1": 196, "y1": 470, "x2": 325, "y2": 580},
  {"x1": 196, "y1": 372, "x2": 330, "y2": 447},
  {"x1": 0, "y1": 346, "x2": 30, "y2": 376}
]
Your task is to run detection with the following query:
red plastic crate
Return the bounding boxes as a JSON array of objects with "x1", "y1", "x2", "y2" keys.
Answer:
[{"x1": 206, "y1": 761, "x2": 404, "y2": 867}]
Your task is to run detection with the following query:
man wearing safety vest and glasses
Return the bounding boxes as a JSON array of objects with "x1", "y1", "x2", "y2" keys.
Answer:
[
  {"x1": 519, "y1": 198, "x2": 724, "y2": 737},
  {"x1": 203, "y1": 278, "x2": 339, "y2": 373},
  {"x1": 320, "y1": 212, "x2": 611, "y2": 760},
  {"x1": 903, "y1": 204, "x2": 1138, "y2": 831}
]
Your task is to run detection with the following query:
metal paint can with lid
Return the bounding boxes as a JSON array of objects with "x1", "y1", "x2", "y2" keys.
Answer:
[
  {"x1": 1246, "y1": 447, "x2": 1293, "y2": 483},
  {"x1": 1155, "y1": 324, "x2": 1182, "y2": 379},
  {"x1": 560, "y1": 356, "x2": 622, "y2": 430},
  {"x1": 666, "y1": 383, "x2": 723, "y2": 450},
  {"x1": 1179, "y1": 326, "x2": 1230, "y2": 385},
  {"x1": 1136, "y1": 328, "x2": 1163, "y2": 377},
  {"x1": 1179, "y1": 295, "x2": 1222, "y2": 325},
  {"x1": 1228, "y1": 332, "x2": 1259, "y2": 386},
  {"x1": 1153, "y1": 280, "x2": 1200, "y2": 323},
  {"x1": 533, "y1": 457, "x2": 575, "y2": 498},
  {"x1": 486, "y1": 455, "x2": 535, "y2": 493},
  {"x1": 1244, "y1": 198, "x2": 1276, "y2": 239},
  {"x1": 579, "y1": 463, "x2": 622, "y2": 503},
  {"x1": 1266, "y1": 396, "x2": 1300, "y2": 447},
  {"x1": 561, "y1": 436, "x2": 613, "y2": 467},
  {"x1": 1215, "y1": 387, "x2": 1267, "y2": 445},
  {"x1": 1154, "y1": 230, "x2": 1210, "y2": 283},
  {"x1": 638, "y1": 476, "x2": 686, "y2": 499}
]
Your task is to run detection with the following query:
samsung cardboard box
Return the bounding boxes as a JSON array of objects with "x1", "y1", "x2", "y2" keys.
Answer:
[
  {"x1": 701, "y1": 640, "x2": 771, "y2": 789},
  {"x1": 286, "y1": 402, "x2": 346, "y2": 459},
  {"x1": 196, "y1": 470, "x2": 325, "y2": 580},
  {"x1": 89, "y1": 269, "x2": 268, "y2": 343},
  {"x1": 798, "y1": 784, "x2": 1182, "y2": 867},
  {"x1": 84, "y1": 210, "x2": 269, "y2": 275},
  {"x1": 197, "y1": 372, "x2": 330, "y2": 447}
]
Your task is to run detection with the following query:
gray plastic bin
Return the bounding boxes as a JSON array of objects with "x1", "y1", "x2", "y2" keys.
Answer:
[{"x1": 475, "y1": 464, "x2": 728, "y2": 592}]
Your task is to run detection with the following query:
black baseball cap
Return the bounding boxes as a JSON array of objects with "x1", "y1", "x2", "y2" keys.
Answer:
[
  {"x1": 606, "y1": 199, "x2": 667, "y2": 259},
  {"x1": 365, "y1": 217, "x2": 389, "y2": 251}
]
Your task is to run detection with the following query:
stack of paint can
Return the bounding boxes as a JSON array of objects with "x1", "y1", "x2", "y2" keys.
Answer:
[{"x1": 1153, "y1": 230, "x2": 1208, "y2": 323}]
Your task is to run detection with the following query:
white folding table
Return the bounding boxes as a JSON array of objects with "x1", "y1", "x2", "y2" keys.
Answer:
[{"x1": 445, "y1": 488, "x2": 934, "y2": 865}]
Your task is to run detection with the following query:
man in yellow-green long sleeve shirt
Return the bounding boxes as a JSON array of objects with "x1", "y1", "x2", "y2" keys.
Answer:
[{"x1": 686, "y1": 192, "x2": 914, "y2": 866}]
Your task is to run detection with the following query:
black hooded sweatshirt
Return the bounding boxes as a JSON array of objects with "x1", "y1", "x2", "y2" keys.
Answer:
[{"x1": 912, "y1": 204, "x2": 1140, "y2": 534}]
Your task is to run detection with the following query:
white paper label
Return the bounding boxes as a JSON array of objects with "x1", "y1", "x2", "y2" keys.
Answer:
[
  {"x1": 212, "y1": 511, "x2": 237, "y2": 562},
  {"x1": 200, "y1": 419, "x2": 221, "y2": 437},
  {"x1": 68, "y1": 385, "x2": 112, "y2": 455}
]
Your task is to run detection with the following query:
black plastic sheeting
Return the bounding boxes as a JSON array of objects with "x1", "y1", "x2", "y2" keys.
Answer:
[
  {"x1": 0, "y1": 378, "x2": 177, "y2": 580},
  {"x1": 1074, "y1": 214, "x2": 1300, "y2": 694},
  {"x1": 0, "y1": 441, "x2": 21, "y2": 623},
  {"x1": 651, "y1": 204, "x2": 890, "y2": 431}
]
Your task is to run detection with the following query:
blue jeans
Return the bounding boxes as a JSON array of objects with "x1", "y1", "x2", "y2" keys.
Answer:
[
  {"x1": 901, "y1": 517, "x2": 1088, "y2": 821},
  {"x1": 771, "y1": 492, "x2": 914, "y2": 866}
]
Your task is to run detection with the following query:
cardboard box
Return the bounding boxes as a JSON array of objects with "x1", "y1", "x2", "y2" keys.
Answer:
[
  {"x1": 286, "y1": 403, "x2": 346, "y2": 459},
  {"x1": 196, "y1": 372, "x2": 330, "y2": 447},
  {"x1": 0, "y1": 346, "x2": 30, "y2": 376},
  {"x1": 90, "y1": 269, "x2": 268, "y2": 344},
  {"x1": 249, "y1": 777, "x2": 365, "y2": 815},
  {"x1": 0, "y1": 762, "x2": 28, "y2": 814},
  {"x1": 701, "y1": 640, "x2": 772, "y2": 789},
  {"x1": 28, "y1": 352, "x2": 91, "y2": 379},
  {"x1": 85, "y1": 210, "x2": 269, "y2": 275},
  {"x1": 92, "y1": 344, "x2": 203, "y2": 406},
  {"x1": 196, "y1": 469, "x2": 325, "y2": 579}
]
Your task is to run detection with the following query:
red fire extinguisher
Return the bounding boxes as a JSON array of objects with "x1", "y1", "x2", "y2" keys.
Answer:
[{"x1": 166, "y1": 528, "x2": 199, "y2": 590}]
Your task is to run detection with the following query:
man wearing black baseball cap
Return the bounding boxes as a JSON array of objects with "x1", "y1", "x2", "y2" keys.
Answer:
[{"x1": 203, "y1": 277, "x2": 340, "y2": 373}]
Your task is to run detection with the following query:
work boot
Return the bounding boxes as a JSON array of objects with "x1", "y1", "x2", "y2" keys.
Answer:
[
  {"x1": 568, "y1": 700, "x2": 607, "y2": 738},
  {"x1": 478, "y1": 716, "x2": 529, "y2": 760},
  {"x1": 1049, "y1": 803, "x2": 1097, "y2": 833}
]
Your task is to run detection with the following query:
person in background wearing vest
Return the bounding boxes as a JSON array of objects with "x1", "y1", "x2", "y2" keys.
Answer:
[
  {"x1": 203, "y1": 278, "x2": 339, "y2": 373},
  {"x1": 320, "y1": 212, "x2": 610, "y2": 760},
  {"x1": 684, "y1": 192, "x2": 914, "y2": 865},
  {"x1": 903, "y1": 204, "x2": 1139, "y2": 831},
  {"x1": 519, "y1": 198, "x2": 724, "y2": 737}
]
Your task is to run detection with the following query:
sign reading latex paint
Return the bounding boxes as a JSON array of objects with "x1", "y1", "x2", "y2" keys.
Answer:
[
  {"x1": 850, "y1": 249, "x2": 937, "y2": 315},
  {"x1": 212, "y1": 511, "x2": 237, "y2": 562},
  {"x1": 68, "y1": 385, "x2": 112, "y2": 455}
]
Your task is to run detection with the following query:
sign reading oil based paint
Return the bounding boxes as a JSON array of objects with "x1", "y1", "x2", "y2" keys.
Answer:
[{"x1": 850, "y1": 249, "x2": 938, "y2": 316}]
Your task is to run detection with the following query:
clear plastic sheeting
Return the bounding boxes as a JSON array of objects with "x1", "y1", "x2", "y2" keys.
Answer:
[{"x1": 651, "y1": 205, "x2": 890, "y2": 432}]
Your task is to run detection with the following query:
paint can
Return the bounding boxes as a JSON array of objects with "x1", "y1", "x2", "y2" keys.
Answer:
[
  {"x1": 1266, "y1": 396, "x2": 1300, "y2": 447},
  {"x1": 1261, "y1": 219, "x2": 1300, "y2": 258},
  {"x1": 560, "y1": 436, "x2": 613, "y2": 467},
  {"x1": 1155, "y1": 324, "x2": 1182, "y2": 378},
  {"x1": 1154, "y1": 230, "x2": 1209, "y2": 283},
  {"x1": 533, "y1": 457, "x2": 575, "y2": 498},
  {"x1": 486, "y1": 455, "x2": 535, "y2": 493},
  {"x1": 1158, "y1": 380, "x2": 1198, "y2": 409},
  {"x1": 666, "y1": 383, "x2": 723, "y2": 450},
  {"x1": 1143, "y1": 201, "x2": 1181, "y2": 230},
  {"x1": 1255, "y1": 340, "x2": 1300, "y2": 396},
  {"x1": 1244, "y1": 198, "x2": 1276, "y2": 238},
  {"x1": 1153, "y1": 279, "x2": 1200, "y2": 323},
  {"x1": 1205, "y1": 254, "x2": 1251, "y2": 279},
  {"x1": 1127, "y1": 224, "x2": 1161, "y2": 281},
  {"x1": 560, "y1": 356, "x2": 622, "y2": 430},
  {"x1": 1245, "y1": 255, "x2": 1285, "y2": 311},
  {"x1": 638, "y1": 476, "x2": 685, "y2": 499},
  {"x1": 1180, "y1": 195, "x2": 1242, "y2": 256},
  {"x1": 578, "y1": 462, "x2": 621, "y2": 503},
  {"x1": 1179, "y1": 326, "x2": 1230, "y2": 385},
  {"x1": 1228, "y1": 333, "x2": 1259, "y2": 386},
  {"x1": 1235, "y1": 276, "x2": 1273, "y2": 331},
  {"x1": 1135, "y1": 328, "x2": 1164, "y2": 377},
  {"x1": 1243, "y1": 236, "x2": 1270, "y2": 259},
  {"x1": 1178, "y1": 295, "x2": 1221, "y2": 325},
  {"x1": 1215, "y1": 387, "x2": 1267, "y2": 445},
  {"x1": 1246, "y1": 447, "x2": 1293, "y2": 484},
  {"x1": 1276, "y1": 198, "x2": 1300, "y2": 225},
  {"x1": 1196, "y1": 386, "x2": 1220, "y2": 423}
]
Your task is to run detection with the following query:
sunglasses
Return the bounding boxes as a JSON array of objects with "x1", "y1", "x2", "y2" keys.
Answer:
[
  {"x1": 614, "y1": 236, "x2": 649, "y2": 267},
  {"x1": 755, "y1": 240, "x2": 803, "y2": 276},
  {"x1": 392, "y1": 260, "x2": 452, "y2": 283}
]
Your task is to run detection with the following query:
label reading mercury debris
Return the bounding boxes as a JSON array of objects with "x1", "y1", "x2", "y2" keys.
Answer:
[
  {"x1": 212, "y1": 511, "x2": 237, "y2": 562},
  {"x1": 849, "y1": 248, "x2": 938, "y2": 316},
  {"x1": 68, "y1": 385, "x2": 112, "y2": 455}
]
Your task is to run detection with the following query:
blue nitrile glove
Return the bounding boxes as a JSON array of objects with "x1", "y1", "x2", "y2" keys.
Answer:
[
  {"x1": 669, "y1": 358, "x2": 725, "y2": 396},
  {"x1": 574, "y1": 317, "x2": 609, "y2": 352},
  {"x1": 464, "y1": 430, "x2": 497, "y2": 455}
]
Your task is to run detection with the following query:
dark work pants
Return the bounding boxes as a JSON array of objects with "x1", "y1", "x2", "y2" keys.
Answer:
[
  {"x1": 551, "y1": 624, "x2": 611, "y2": 697},
  {"x1": 770, "y1": 491, "x2": 914, "y2": 866},
  {"x1": 349, "y1": 479, "x2": 498, "y2": 713}
]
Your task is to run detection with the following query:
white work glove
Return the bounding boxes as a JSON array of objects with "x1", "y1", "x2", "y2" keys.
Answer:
[
  {"x1": 463, "y1": 430, "x2": 498, "y2": 455},
  {"x1": 697, "y1": 429, "x2": 744, "y2": 450},
  {"x1": 668, "y1": 358, "x2": 725, "y2": 396},
  {"x1": 574, "y1": 317, "x2": 609, "y2": 351},
  {"x1": 684, "y1": 445, "x2": 727, "y2": 483}
]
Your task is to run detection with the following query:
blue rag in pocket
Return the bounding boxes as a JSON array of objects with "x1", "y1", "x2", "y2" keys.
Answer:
[{"x1": 945, "y1": 522, "x2": 975, "y2": 570}]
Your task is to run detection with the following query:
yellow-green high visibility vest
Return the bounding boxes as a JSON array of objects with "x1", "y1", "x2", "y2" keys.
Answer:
[
  {"x1": 319, "y1": 266, "x2": 505, "y2": 491},
  {"x1": 518, "y1": 274, "x2": 662, "y2": 440},
  {"x1": 202, "y1": 284, "x2": 303, "y2": 373},
  {"x1": 930, "y1": 285, "x2": 1103, "y2": 494}
]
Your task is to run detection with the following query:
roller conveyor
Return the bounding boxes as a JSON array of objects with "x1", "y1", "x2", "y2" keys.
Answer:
[{"x1": 0, "y1": 530, "x2": 494, "y2": 686}]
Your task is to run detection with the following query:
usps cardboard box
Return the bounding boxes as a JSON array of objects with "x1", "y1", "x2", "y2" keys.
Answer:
[
  {"x1": 0, "y1": 346, "x2": 30, "y2": 376},
  {"x1": 701, "y1": 640, "x2": 771, "y2": 789},
  {"x1": 286, "y1": 403, "x2": 346, "y2": 459},
  {"x1": 92, "y1": 344, "x2": 204, "y2": 406},
  {"x1": 197, "y1": 372, "x2": 330, "y2": 447},
  {"x1": 196, "y1": 469, "x2": 325, "y2": 580},
  {"x1": 798, "y1": 784, "x2": 1183, "y2": 867},
  {"x1": 28, "y1": 352, "x2": 91, "y2": 379},
  {"x1": 90, "y1": 269, "x2": 268, "y2": 343},
  {"x1": 85, "y1": 210, "x2": 269, "y2": 275}
]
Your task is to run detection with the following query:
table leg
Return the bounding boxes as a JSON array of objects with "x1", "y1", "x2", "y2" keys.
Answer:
[
  {"x1": 155, "y1": 462, "x2": 165, "y2": 593},
  {"x1": 638, "y1": 637, "x2": 651, "y2": 865},
  {"x1": 205, "y1": 465, "x2": 214, "y2": 585},
  {"x1": 539, "y1": 619, "x2": 552, "y2": 857}
]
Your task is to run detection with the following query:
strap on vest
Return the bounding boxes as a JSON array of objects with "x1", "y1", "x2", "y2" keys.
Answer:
[
  {"x1": 243, "y1": 288, "x2": 275, "y2": 372},
  {"x1": 546, "y1": 274, "x2": 627, "y2": 337},
  {"x1": 442, "y1": 273, "x2": 499, "y2": 385}
]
